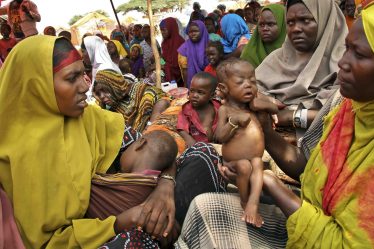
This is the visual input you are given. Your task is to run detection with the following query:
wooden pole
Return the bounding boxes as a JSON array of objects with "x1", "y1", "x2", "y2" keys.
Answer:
[
  {"x1": 147, "y1": 0, "x2": 161, "y2": 88},
  {"x1": 109, "y1": 0, "x2": 122, "y2": 32}
]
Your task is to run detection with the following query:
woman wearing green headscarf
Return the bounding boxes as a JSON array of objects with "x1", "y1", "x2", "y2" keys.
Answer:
[{"x1": 240, "y1": 4, "x2": 286, "y2": 68}]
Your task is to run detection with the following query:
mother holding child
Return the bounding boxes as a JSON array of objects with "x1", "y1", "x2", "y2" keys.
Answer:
[{"x1": 177, "y1": 1, "x2": 374, "y2": 249}]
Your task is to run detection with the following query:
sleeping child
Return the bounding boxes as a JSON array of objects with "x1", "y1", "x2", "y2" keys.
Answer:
[
  {"x1": 214, "y1": 58, "x2": 278, "y2": 227},
  {"x1": 86, "y1": 130, "x2": 178, "y2": 220}
]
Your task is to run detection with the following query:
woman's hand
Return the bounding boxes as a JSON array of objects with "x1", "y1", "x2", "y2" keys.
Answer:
[
  {"x1": 136, "y1": 178, "x2": 175, "y2": 238},
  {"x1": 218, "y1": 161, "x2": 238, "y2": 183},
  {"x1": 114, "y1": 205, "x2": 143, "y2": 233}
]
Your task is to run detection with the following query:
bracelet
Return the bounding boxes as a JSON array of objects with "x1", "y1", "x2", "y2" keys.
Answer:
[
  {"x1": 159, "y1": 174, "x2": 176, "y2": 186},
  {"x1": 228, "y1": 116, "x2": 239, "y2": 136},
  {"x1": 293, "y1": 109, "x2": 302, "y2": 128},
  {"x1": 300, "y1": 109, "x2": 308, "y2": 129}
]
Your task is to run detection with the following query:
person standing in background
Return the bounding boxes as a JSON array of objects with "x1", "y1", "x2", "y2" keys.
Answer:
[{"x1": 0, "y1": 0, "x2": 40, "y2": 40}]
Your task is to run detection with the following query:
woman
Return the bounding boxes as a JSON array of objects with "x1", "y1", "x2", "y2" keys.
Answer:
[
  {"x1": 160, "y1": 17, "x2": 185, "y2": 85},
  {"x1": 177, "y1": 20, "x2": 209, "y2": 88},
  {"x1": 129, "y1": 44, "x2": 145, "y2": 78},
  {"x1": 0, "y1": 36, "x2": 226, "y2": 248},
  {"x1": 244, "y1": 1, "x2": 262, "y2": 34},
  {"x1": 241, "y1": 4, "x2": 287, "y2": 68},
  {"x1": 82, "y1": 35, "x2": 121, "y2": 101},
  {"x1": 93, "y1": 69, "x2": 169, "y2": 133},
  {"x1": 176, "y1": 3, "x2": 374, "y2": 248},
  {"x1": 220, "y1": 13, "x2": 251, "y2": 58},
  {"x1": 256, "y1": 0, "x2": 347, "y2": 110},
  {"x1": 204, "y1": 15, "x2": 221, "y2": 42}
]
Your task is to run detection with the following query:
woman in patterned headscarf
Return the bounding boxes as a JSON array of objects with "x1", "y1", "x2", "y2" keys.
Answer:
[{"x1": 93, "y1": 69, "x2": 170, "y2": 133}]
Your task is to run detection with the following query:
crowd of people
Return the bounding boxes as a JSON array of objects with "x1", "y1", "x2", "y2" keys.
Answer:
[{"x1": 0, "y1": 0, "x2": 374, "y2": 248}]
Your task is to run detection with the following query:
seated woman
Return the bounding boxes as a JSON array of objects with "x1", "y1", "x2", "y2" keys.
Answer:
[
  {"x1": 255, "y1": 0, "x2": 348, "y2": 128},
  {"x1": 240, "y1": 4, "x2": 287, "y2": 68},
  {"x1": 107, "y1": 40, "x2": 128, "y2": 65},
  {"x1": 93, "y1": 69, "x2": 169, "y2": 133},
  {"x1": 244, "y1": 1, "x2": 262, "y2": 34},
  {"x1": 160, "y1": 17, "x2": 185, "y2": 86},
  {"x1": 0, "y1": 35, "x2": 226, "y2": 248},
  {"x1": 178, "y1": 20, "x2": 210, "y2": 88},
  {"x1": 176, "y1": 3, "x2": 374, "y2": 248},
  {"x1": 204, "y1": 15, "x2": 221, "y2": 42},
  {"x1": 220, "y1": 13, "x2": 251, "y2": 58},
  {"x1": 129, "y1": 44, "x2": 145, "y2": 79}
]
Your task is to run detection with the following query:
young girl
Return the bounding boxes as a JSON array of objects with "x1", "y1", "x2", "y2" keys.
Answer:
[
  {"x1": 177, "y1": 20, "x2": 209, "y2": 88},
  {"x1": 204, "y1": 41, "x2": 224, "y2": 77},
  {"x1": 177, "y1": 72, "x2": 220, "y2": 147},
  {"x1": 129, "y1": 44, "x2": 145, "y2": 78}
]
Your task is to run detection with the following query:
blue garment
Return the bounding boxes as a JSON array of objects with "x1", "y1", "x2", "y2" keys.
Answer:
[{"x1": 220, "y1": 14, "x2": 251, "y2": 54}]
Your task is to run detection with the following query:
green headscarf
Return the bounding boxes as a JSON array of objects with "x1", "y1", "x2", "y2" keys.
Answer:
[{"x1": 240, "y1": 4, "x2": 286, "y2": 68}]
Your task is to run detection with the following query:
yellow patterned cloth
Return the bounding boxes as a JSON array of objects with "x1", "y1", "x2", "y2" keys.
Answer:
[
  {"x1": 363, "y1": 2, "x2": 374, "y2": 52},
  {"x1": 0, "y1": 36, "x2": 125, "y2": 248},
  {"x1": 95, "y1": 70, "x2": 167, "y2": 132},
  {"x1": 287, "y1": 99, "x2": 374, "y2": 248}
]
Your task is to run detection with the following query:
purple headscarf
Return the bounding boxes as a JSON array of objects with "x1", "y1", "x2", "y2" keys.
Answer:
[{"x1": 178, "y1": 20, "x2": 209, "y2": 88}]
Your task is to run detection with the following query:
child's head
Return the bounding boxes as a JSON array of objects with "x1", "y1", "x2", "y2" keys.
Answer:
[
  {"x1": 133, "y1": 24, "x2": 143, "y2": 38},
  {"x1": 189, "y1": 72, "x2": 217, "y2": 108},
  {"x1": 204, "y1": 16, "x2": 217, "y2": 34},
  {"x1": 206, "y1": 41, "x2": 224, "y2": 67},
  {"x1": 120, "y1": 130, "x2": 178, "y2": 173},
  {"x1": 119, "y1": 58, "x2": 132, "y2": 74},
  {"x1": 1, "y1": 23, "x2": 11, "y2": 39},
  {"x1": 216, "y1": 58, "x2": 257, "y2": 104}
]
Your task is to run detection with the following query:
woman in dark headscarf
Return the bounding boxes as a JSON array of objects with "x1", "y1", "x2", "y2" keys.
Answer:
[
  {"x1": 177, "y1": 20, "x2": 210, "y2": 88},
  {"x1": 160, "y1": 17, "x2": 185, "y2": 85}
]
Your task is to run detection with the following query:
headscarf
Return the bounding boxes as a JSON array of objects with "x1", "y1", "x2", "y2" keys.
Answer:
[
  {"x1": 255, "y1": 0, "x2": 348, "y2": 109},
  {"x1": 95, "y1": 70, "x2": 166, "y2": 132},
  {"x1": 220, "y1": 14, "x2": 251, "y2": 53},
  {"x1": 0, "y1": 36, "x2": 124, "y2": 248},
  {"x1": 160, "y1": 17, "x2": 185, "y2": 82},
  {"x1": 110, "y1": 39, "x2": 128, "y2": 58},
  {"x1": 241, "y1": 4, "x2": 287, "y2": 68},
  {"x1": 130, "y1": 44, "x2": 144, "y2": 77},
  {"x1": 177, "y1": 20, "x2": 210, "y2": 88},
  {"x1": 362, "y1": 1, "x2": 374, "y2": 52},
  {"x1": 83, "y1": 36, "x2": 121, "y2": 81}
]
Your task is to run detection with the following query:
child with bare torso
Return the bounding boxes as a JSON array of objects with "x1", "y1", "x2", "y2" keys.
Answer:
[{"x1": 214, "y1": 58, "x2": 278, "y2": 227}]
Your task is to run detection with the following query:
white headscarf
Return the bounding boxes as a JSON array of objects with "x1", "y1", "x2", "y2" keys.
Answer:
[{"x1": 83, "y1": 36, "x2": 121, "y2": 100}]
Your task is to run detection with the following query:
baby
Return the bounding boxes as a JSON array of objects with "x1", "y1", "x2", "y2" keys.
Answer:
[
  {"x1": 87, "y1": 130, "x2": 178, "y2": 220},
  {"x1": 177, "y1": 72, "x2": 220, "y2": 146},
  {"x1": 214, "y1": 58, "x2": 277, "y2": 227}
]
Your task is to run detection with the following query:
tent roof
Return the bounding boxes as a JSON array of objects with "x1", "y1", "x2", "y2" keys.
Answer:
[{"x1": 71, "y1": 12, "x2": 113, "y2": 27}]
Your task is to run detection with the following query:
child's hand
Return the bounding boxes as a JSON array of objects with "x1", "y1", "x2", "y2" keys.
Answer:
[
  {"x1": 242, "y1": 203, "x2": 264, "y2": 228},
  {"x1": 232, "y1": 113, "x2": 251, "y2": 128}
]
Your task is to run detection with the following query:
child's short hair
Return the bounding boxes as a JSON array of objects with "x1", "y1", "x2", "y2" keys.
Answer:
[
  {"x1": 145, "y1": 131, "x2": 178, "y2": 170},
  {"x1": 119, "y1": 58, "x2": 132, "y2": 74},
  {"x1": 216, "y1": 57, "x2": 253, "y2": 84},
  {"x1": 206, "y1": 41, "x2": 224, "y2": 56},
  {"x1": 192, "y1": 71, "x2": 218, "y2": 93}
]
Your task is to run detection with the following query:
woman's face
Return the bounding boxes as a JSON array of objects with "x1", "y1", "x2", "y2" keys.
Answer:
[
  {"x1": 53, "y1": 60, "x2": 88, "y2": 117},
  {"x1": 130, "y1": 46, "x2": 140, "y2": 59},
  {"x1": 205, "y1": 19, "x2": 216, "y2": 34},
  {"x1": 244, "y1": 8, "x2": 255, "y2": 23},
  {"x1": 94, "y1": 84, "x2": 114, "y2": 106},
  {"x1": 286, "y1": 3, "x2": 318, "y2": 52},
  {"x1": 161, "y1": 27, "x2": 170, "y2": 39},
  {"x1": 107, "y1": 41, "x2": 117, "y2": 55},
  {"x1": 338, "y1": 18, "x2": 374, "y2": 102},
  {"x1": 258, "y1": 10, "x2": 279, "y2": 43},
  {"x1": 188, "y1": 24, "x2": 201, "y2": 42}
]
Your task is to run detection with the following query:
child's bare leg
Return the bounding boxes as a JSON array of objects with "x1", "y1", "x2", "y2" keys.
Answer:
[
  {"x1": 235, "y1": 159, "x2": 263, "y2": 227},
  {"x1": 263, "y1": 170, "x2": 302, "y2": 217}
]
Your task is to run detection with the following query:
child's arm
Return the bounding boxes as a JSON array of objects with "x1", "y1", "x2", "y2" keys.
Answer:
[
  {"x1": 178, "y1": 130, "x2": 196, "y2": 147},
  {"x1": 214, "y1": 107, "x2": 251, "y2": 143}
]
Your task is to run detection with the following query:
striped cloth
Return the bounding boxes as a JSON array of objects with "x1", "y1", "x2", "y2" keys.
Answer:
[{"x1": 175, "y1": 193, "x2": 287, "y2": 249}]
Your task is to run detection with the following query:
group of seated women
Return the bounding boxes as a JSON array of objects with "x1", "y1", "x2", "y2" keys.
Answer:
[{"x1": 0, "y1": 0, "x2": 373, "y2": 248}]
